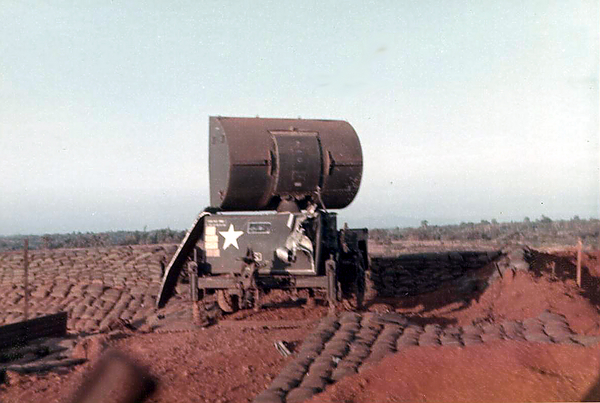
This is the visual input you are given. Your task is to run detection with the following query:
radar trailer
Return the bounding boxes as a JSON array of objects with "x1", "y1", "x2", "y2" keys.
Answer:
[{"x1": 157, "y1": 117, "x2": 368, "y2": 313}]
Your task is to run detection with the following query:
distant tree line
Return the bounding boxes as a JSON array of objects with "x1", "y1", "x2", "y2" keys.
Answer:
[
  {"x1": 369, "y1": 216, "x2": 599, "y2": 248},
  {"x1": 0, "y1": 228, "x2": 186, "y2": 251},
  {"x1": 0, "y1": 216, "x2": 598, "y2": 252}
]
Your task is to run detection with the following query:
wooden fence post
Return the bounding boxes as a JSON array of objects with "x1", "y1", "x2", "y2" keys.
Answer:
[
  {"x1": 23, "y1": 238, "x2": 29, "y2": 321},
  {"x1": 576, "y1": 238, "x2": 582, "y2": 288}
]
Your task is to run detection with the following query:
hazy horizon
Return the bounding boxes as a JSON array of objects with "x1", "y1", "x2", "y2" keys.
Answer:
[
  {"x1": 0, "y1": 212, "x2": 597, "y2": 238},
  {"x1": 1, "y1": 1, "x2": 598, "y2": 236}
]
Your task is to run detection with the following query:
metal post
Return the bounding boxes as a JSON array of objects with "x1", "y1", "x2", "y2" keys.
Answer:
[
  {"x1": 188, "y1": 261, "x2": 201, "y2": 325},
  {"x1": 189, "y1": 262, "x2": 198, "y2": 302},
  {"x1": 23, "y1": 238, "x2": 29, "y2": 321},
  {"x1": 577, "y1": 238, "x2": 582, "y2": 288},
  {"x1": 326, "y1": 256, "x2": 337, "y2": 314}
]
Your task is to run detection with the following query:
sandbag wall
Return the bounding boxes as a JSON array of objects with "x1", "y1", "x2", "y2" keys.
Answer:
[
  {"x1": 0, "y1": 245, "x2": 178, "y2": 333},
  {"x1": 369, "y1": 251, "x2": 502, "y2": 297},
  {"x1": 254, "y1": 310, "x2": 599, "y2": 403}
]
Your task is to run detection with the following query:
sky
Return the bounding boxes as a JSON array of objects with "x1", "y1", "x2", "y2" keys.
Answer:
[{"x1": 0, "y1": 0, "x2": 598, "y2": 235}]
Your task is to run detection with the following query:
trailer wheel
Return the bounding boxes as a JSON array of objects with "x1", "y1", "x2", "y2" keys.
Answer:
[{"x1": 217, "y1": 290, "x2": 239, "y2": 313}]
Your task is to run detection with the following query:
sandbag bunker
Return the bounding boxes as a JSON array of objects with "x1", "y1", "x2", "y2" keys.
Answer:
[
  {"x1": 369, "y1": 250, "x2": 502, "y2": 297},
  {"x1": 254, "y1": 311, "x2": 599, "y2": 403}
]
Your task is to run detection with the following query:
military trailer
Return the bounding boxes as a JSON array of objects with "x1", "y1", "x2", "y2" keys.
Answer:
[{"x1": 157, "y1": 117, "x2": 368, "y2": 312}]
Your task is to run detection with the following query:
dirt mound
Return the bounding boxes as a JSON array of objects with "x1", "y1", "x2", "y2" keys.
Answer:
[
  {"x1": 255, "y1": 310, "x2": 598, "y2": 403},
  {"x1": 469, "y1": 265, "x2": 600, "y2": 335},
  {"x1": 376, "y1": 249, "x2": 600, "y2": 334},
  {"x1": 310, "y1": 342, "x2": 600, "y2": 403},
  {"x1": 307, "y1": 248, "x2": 600, "y2": 403}
]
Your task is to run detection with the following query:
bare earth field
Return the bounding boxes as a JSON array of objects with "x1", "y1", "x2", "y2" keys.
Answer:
[{"x1": 0, "y1": 241, "x2": 599, "y2": 403}]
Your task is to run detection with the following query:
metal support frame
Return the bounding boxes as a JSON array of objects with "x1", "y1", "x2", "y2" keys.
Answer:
[
  {"x1": 188, "y1": 261, "x2": 199, "y2": 302},
  {"x1": 326, "y1": 257, "x2": 337, "y2": 309},
  {"x1": 196, "y1": 274, "x2": 330, "y2": 291}
]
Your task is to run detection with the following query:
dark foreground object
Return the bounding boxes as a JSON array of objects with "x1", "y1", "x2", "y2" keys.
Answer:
[
  {"x1": 0, "y1": 312, "x2": 67, "y2": 350},
  {"x1": 68, "y1": 349, "x2": 156, "y2": 403}
]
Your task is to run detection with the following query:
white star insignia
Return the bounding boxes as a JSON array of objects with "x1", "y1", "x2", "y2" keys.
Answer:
[{"x1": 219, "y1": 224, "x2": 244, "y2": 250}]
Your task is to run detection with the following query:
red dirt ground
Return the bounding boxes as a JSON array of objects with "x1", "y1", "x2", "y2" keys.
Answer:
[
  {"x1": 1, "y1": 249, "x2": 599, "y2": 403},
  {"x1": 313, "y1": 249, "x2": 600, "y2": 403},
  {"x1": 311, "y1": 342, "x2": 600, "y2": 403},
  {"x1": 372, "y1": 250, "x2": 600, "y2": 334},
  {"x1": 0, "y1": 298, "x2": 328, "y2": 403}
]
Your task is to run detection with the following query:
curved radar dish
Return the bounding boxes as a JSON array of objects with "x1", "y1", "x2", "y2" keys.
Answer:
[{"x1": 209, "y1": 116, "x2": 363, "y2": 211}]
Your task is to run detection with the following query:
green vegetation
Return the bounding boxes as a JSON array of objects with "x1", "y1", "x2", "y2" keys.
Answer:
[
  {"x1": 0, "y1": 228, "x2": 185, "y2": 251},
  {"x1": 0, "y1": 216, "x2": 598, "y2": 252},
  {"x1": 369, "y1": 216, "x2": 599, "y2": 248}
]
